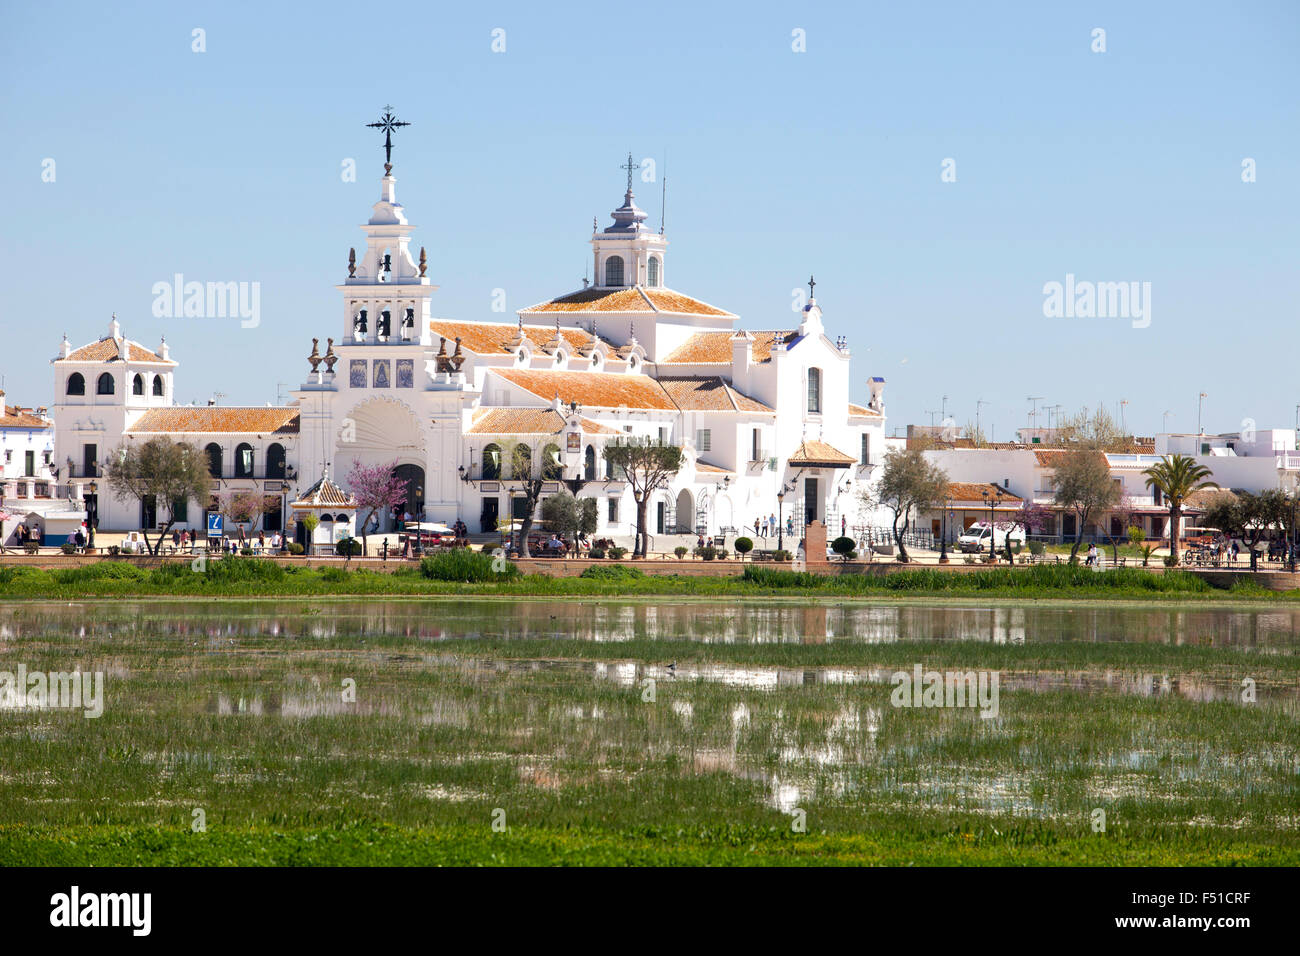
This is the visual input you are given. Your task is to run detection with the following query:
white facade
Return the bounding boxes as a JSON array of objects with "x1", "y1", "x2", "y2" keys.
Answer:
[{"x1": 47, "y1": 156, "x2": 893, "y2": 548}]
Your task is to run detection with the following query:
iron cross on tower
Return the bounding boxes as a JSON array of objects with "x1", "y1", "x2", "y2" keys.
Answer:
[
  {"x1": 621, "y1": 152, "x2": 640, "y2": 192},
  {"x1": 367, "y1": 106, "x2": 410, "y2": 173}
]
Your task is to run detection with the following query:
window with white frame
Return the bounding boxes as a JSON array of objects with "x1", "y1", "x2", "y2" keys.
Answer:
[{"x1": 696, "y1": 429, "x2": 712, "y2": 452}]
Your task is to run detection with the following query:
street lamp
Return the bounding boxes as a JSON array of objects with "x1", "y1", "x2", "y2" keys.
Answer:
[
  {"x1": 777, "y1": 488, "x2": 786, "y2": 552},
  {"x1": 86, "y1": 481, "x2": 98, "y2": 549},
  {"x1": 981, "y1": 487, "x2": 1003, "y2": 562},
  {"x1": 939, "y1": 494, "x2": 952, "y2": 564}
]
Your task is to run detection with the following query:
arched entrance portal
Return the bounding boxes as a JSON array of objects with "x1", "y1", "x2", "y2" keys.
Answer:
[
  {"x1": 675, "y1": 489, "x2": 694, "y2": 535},
  {"x1": 393, "y1": 464, "x2": 425, "y2": 528}
]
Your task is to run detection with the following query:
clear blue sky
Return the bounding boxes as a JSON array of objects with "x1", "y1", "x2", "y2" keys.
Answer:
[{"x1": 2, "y1": 0, "x2": 1296, "y2": 439}]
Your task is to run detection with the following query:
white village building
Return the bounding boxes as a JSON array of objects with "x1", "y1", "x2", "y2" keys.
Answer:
[{"x1": 49, "y1": 148, "x2": 892, "y2": 549}]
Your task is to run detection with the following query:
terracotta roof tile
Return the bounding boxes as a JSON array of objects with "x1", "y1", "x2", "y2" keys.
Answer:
[
  {"x1": 946, "y1": 482, "x2": 1023, "y2": 503},
  {"x1": 661, "y1": 330, "x2": 796, "y2": 364},
  {"x1": 428, "y1": 320, "x2": 605, "y2": 356},
  {"x1": 0, "y1": 406, "x2": 51, "y2": 429},
  {"x1": 847, "y1": 402, "x2": 883, "y2": 418},
  {"x1": 788, "y1": 439, "x2": 857, "y2": 468},
  {"x1": 466, "y1": 408, "x2": 619, "y2": 436},
  {"x1": 291, "y1": 476, "x2": 355, "y2": 509},
  {"x1": 492, "y1": 369, "x2": 677, "y2": 411},
  {"x1": 126, "y1": 406, "x2": 300, "y2": 435},
  {"x1": 656, "y1": 376, "x2": 774, "y2": 414},
  {"x1": 61, "y1": 337, "x2": 171, "y2": 364},
  {"x1": 695, "y1": 461, "x2": 733, "y2": 474},
  {"x1": 520, "y1": 286, "x2": 733, "y2": 317}
]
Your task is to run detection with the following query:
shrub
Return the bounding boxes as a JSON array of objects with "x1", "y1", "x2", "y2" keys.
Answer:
[
  {"x1": 588, "y1": 547, "x2": 606, "y2": 560},
  {"x1": 288, "y1": 543, "x2": 305, "y2": 556},
  {"x1": 774, "y1": 549, "x2": 792, "y2": 562},
  {"x1": 831, "y1": 536, "x2": 855, "y2": 560},
  {"x1": 23, "y1": 542, "x2": 39, "y2": 554},
  {"x1": 1164, "y1": 555, "x2": 1178, "y2": 567},
  {"x1": 607, "y1": 546, "x2": 627, "y2": 560},
  {"x1": 1028, "y1": 540, "x2": 1045, "y2": 556},
  {"x1": 695, "y1": 545, "x2": 717, "y2": 561},
  {"x1": 419, "y1": 549, "x2": 519, "y2": 582},
  {"x1": 336, "y1": 537, "x2": 363, "y2": 557},
  {"x1": 716, "y1": 549, "x2": 729, "y2": 560},
  {"x1": 674, "y1": 546, "x2": 688, "y2": 560},
  {"x1": 579, "y1": 564, "x2": 645, "y2": 581},
  {"x1": 203, "y1": 557, "x2": 285, "y2": 584},
  {"x1": 240, "y1": 547, "x2": 255, "y2": 556},
  {"x1": 733, "y1": 537, "x2": 754, "y2": 557},
  {"x1": 108, "y1": 545, "x2": 121, "y2": 556},
  {"x1": 60, "y1": 543, "x2": 76, "y2": 555},
  {"x1": 320, "y1": 566, "x2": 349, "y2": 584}
]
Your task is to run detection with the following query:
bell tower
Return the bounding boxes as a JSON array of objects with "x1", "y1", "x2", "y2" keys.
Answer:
[
  {"x1": 336, "y1": 107, "x2": 435, "y2": 346},
  {"x1": 590, "y1": 153, "x2": 668, "y2": 290}
]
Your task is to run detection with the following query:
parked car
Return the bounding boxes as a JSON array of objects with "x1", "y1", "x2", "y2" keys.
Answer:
[{"x1": 957, "y1": 522, "x2": 1024, "y2": 554}]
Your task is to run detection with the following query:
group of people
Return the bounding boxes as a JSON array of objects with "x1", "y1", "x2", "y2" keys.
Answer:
[
  {"x1": 751, "y1": 514, "x2": 797, "y2": 540},
  {"x1": 11, "y1": 523, "x2": 41, "y2": 549},
  {"x1": 168, "y1": 528, "x2": 285, "y2": 554}
]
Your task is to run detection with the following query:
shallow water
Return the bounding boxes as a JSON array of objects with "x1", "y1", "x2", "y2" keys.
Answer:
[{"x1": 0, "y1": 599, "x2": 1296, "y2": 825}]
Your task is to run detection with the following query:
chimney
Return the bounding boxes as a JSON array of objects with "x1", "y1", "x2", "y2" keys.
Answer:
[{"x1": 868, "y1": 376, "x2": 886, "y2": 412}]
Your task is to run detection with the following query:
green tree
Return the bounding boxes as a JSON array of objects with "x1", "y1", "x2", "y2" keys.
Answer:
[
  {"x1": 1142, "y1": 454, "x2": 1217, "y2": 566},
  {"x1": 864, "y1": 446, "x2": 948, "y2": 562},
  {"x1": 541, "y1": 492, "x2": 597, "y2": 549},
  {"x1": 603, "y1": 438, "x2": 684, "y2": 558},
  {"x1": 1202, "y1": 488, "x2": 1287, "y2": 569},
  {"x1": 105, "y1": 438, "x2": 210, "y2": 555},
  {"x1": 1052, "y1": 450, "x2": 1121, "y2": 561}
]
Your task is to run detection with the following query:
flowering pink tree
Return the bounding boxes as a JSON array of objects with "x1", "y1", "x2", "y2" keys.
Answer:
[
  {"x1": 345, "y1": 459, "x2": 407, "y2": 546},
  {"x1": 1006, "y1": 498, "x2": 1053, "y2": 559}
]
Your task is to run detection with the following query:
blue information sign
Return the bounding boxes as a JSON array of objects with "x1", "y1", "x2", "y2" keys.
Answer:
[{"x1": 207, "y1": 513, "x2": 224, "y2": 536}]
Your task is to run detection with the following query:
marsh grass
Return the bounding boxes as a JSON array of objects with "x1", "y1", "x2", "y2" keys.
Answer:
[{"x1": 0, "y1": 599, "x2": 1295, "y2": 865}]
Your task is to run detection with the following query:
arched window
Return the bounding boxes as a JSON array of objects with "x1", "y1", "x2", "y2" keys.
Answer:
[
  {"x1": 604, "y1": 256, "x2": 624, "y2": 287},
  {"x1": 205, "y1": 443, "x2": 223, "y2": 478},
  {"x1": 511, "y1": 443, "x2": 532, "y2": 480},
  {"x1": 605, "y1": 454, "x2": 616, "y2": 480},
  {"x1": 482, "y1": 443, "x2": 502, "y2": 480},
  {"x1": 152, "y1": 375, "x2": 164, "y2": 396},
  {"x1": 234, "y1": 442, "x2": 254, "y2": 478},
  {"x1": 647, "y1": 256, "x2": 660, "y2": 287},
  {"x1": 67, "y1": 373, "x2": 85, "y2": 396},
  {"x1": 96, "y1": 372, "x2": 115, "y2": 395},
  {"x1": 807, "y1": 367, "x2": 822, "y2": 414},
  {"x1": 541, "y1": 443, "x2": 563, "y2": 480},
  {"x1": 266, "y1": 443, "x2": 286, "y2": 479},
  {"x1": 132, "y1": 373, "x2": 144, "y2": 395},
  {"x1": 584, "y1": 445, "x2": 597, "y2": 481}
]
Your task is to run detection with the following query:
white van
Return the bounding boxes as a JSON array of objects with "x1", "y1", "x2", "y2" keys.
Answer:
[{"x1": 957, "y1": 522, "x2": 1025, "y2": 554}]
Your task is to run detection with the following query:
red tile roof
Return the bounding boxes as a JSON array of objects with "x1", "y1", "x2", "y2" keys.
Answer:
[
  {"x1": 520, "y1": 286, "x2": 734, "y2": 317},
  {"x1": 428, "y1": 320, "x2": 605, "y2": 356},
  {"x1": 847, "y1": 402, "x2": 883, "y2": 418},
  {"x1": 467, "y1": 408, "x2": 619, "y2": 436},
  {"x1": 291, "y1": 476, "x2": 355, "y2": 509},
  {"x1": 0, "y1": 406, "x2": 51, "y2": 429},
  {"x1": 656, "y1": 376, "x2": 774, "y2": 414},
  {"x1": 61, "y1": 337, "x2": 171, "y2": 364},
  {"x1": 788, "y1": 439, "x2": 857, "y2": 468},
  {"x1": 660, "y1": 330, "x2": 799, "y2": 365},
  {"x1": 492, "y1": 369, "x2": 677, "y2": 411},
  {"x1": 946, "y1": 482, "x2": 1023, "y2": 503},
  {"x1": 126, "y1": 407, "x2": 300, "y2": 435}
]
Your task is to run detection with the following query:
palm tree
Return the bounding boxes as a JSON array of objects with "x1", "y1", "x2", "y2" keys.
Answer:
[{"x1": 1142, "y1": 454, "x2": 1217, "y2": 566}]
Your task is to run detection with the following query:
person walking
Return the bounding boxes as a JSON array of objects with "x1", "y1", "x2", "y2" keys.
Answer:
[{"x1": 753, "y1": 518, "x2": 760, "y2": 540}]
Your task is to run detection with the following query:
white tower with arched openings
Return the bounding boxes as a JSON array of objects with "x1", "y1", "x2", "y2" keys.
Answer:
[
  {"x1": 591, "y1": 155, "x2": 668, "y2": 290},
  {"x1": 337, "y1": 166, "x2": 436, "y2": 346}
]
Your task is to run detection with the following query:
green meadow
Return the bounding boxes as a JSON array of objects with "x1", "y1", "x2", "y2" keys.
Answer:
[{"x1": 0, "y1": 596, "x2": 1295, "y2": 865}]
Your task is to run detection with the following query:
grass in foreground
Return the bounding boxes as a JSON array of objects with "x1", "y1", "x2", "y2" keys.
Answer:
[{"x1": 0, "y1": 556, "x2": 1292, "y2": 601}]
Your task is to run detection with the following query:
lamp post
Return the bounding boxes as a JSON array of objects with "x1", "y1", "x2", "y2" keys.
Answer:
[
  {"x1": 777, "y1": 489, "x2": 785, "y2": 552},
  {"x1": 939, "y1": 494, "x2": 952, "y2": 564},
  {"x1": 86, "y1": 481, "x2": 97, "y2": 550},
  {"x1": 981, "y1": 487, "x2": 1003, "y2": 562}
]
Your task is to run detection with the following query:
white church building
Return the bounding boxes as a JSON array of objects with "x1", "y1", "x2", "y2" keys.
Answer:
[{"x1": 50, "y1": 140, "x2": 891, "y2": 550}]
